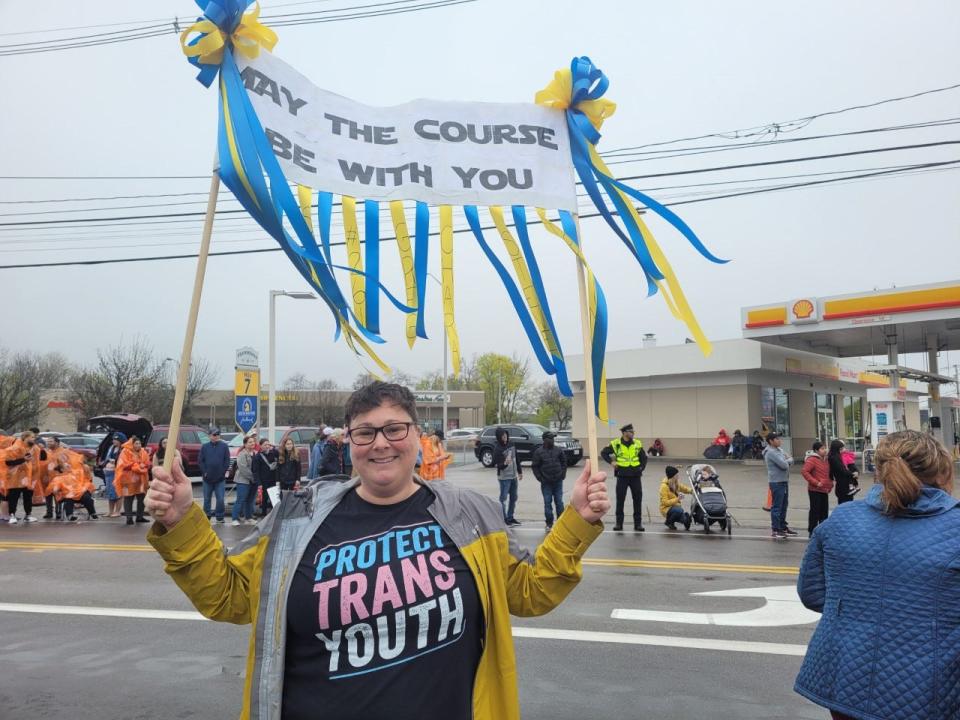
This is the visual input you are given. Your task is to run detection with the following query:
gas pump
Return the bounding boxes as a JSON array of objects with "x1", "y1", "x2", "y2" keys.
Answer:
[{"x1": 867, "y1": 388, "x2": 907, "y2": 447}]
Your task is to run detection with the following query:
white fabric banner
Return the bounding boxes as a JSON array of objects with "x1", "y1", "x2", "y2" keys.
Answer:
[{"x1": 236, "y1": 52, "x2": 578, "y2": 212}]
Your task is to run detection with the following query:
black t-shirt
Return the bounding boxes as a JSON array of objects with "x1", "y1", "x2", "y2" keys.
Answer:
[{"x1": 283, "y1": 486, "x2": 483, "y2": 720}]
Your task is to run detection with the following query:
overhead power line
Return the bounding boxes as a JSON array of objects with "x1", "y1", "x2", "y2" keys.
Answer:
[
  {"x1": 0, "y1": 0, "x2": 478, "y2": 56},
  {"x1": 1, "y1": 160, "x2": 955, "y2": 269},
  {"x1": 614, "y1": 82, "x2": 960, "y2": 151},
  {"x1": 1, "y1": 139, "x2": 955, "y2": 229}
]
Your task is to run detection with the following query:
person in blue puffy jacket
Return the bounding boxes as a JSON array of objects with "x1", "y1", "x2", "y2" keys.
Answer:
[{"x1": 794, "y1": 429, "x2": 959, "y2": 720}]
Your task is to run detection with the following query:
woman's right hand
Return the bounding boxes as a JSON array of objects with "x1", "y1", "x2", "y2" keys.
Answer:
[{"x1": 147, "y1": 460, "x2": 195, "y2": 530}]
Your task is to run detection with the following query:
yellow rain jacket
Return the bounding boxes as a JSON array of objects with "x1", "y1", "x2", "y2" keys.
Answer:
[
  {"x1": 659, "y1": 477, "x2": 693, "y2": 517},
  {"x1": 148, "y1": 477, "x2": 603, "y2": 720}
]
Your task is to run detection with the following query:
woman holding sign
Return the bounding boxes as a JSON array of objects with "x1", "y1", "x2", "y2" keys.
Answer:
[{"x1": 146, "y1": 381, "x2": 609, "y2": 720}]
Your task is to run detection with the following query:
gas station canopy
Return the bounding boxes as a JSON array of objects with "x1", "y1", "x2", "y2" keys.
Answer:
[{"x1": 741, "y1": 280, "x2": 960, "y2": 357}]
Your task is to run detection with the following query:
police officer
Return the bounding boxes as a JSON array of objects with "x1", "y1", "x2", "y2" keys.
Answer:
[{"x1": 600, "y1": 423, "x2": 648, "y2": 531}]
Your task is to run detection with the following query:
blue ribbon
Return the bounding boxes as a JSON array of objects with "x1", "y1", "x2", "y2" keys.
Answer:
[
  {"x1": 413, "y1": 201, "x2": 430, "y2": 340},
  {"x1": 563, "y1": 56, "x2": 728, "y2": 286},
  {"x1": 463, "y1": 206, "x2": 557, "y2": 379},
  {"x1": 185, "y1": 0, "x2": 252, "y2": 87},
  {"x1": 218, "y1": 50, "x2": 411, "y2": 346},
  {"x1": 364, "y1": 199, "x2": 381, "y2": 334},
  {"x1": 511, "y1": 206, "x2": 572, "y2": 396},
  {"x1": 559, "y1": 210, "x2": 607, "y2": 410}
]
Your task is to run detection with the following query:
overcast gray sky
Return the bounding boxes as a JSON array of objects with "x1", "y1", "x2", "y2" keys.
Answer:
[{"x1": 2, "y1": 0, "x2": 959, "y2": 389}]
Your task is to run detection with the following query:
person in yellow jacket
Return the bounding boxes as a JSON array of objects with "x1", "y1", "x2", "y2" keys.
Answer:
[
  {"x1": 659, "y1": 465, "x2": 693, "y2": 531},
  {"x1": 146, "y1": 382, "x2": 610, "y2": 720},
  {"x1": 1, "y1": 430, "x2": 41, "y2": 524},
  {"x1": 115, "y1": 437, "x2": 150, "y2": 525}
]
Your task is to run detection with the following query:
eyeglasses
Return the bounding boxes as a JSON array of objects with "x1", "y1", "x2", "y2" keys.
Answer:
[{"x1": 347, "y1": 422, "x2": 415, "y2": 446}]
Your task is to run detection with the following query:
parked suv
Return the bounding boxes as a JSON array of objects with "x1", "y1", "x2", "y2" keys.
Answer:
[
  {"x1": 474, "y1": 424, "x2": 582, "y2": 468},
  {"x1": 147, "y1": 425, "x2": 211, "y2": 476}
]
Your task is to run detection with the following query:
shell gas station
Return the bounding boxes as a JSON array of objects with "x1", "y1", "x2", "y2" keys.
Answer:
[
  {"x1": 743, "y1": 279, "x2": 960, "y2": 450},
  {"x1": 572, "y1": 279, "x2": 960, "y2": 457}
]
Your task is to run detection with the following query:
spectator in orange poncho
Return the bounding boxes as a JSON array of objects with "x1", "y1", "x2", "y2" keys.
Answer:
[
  {"x1": 1, "y1": 431, "x2": 41, "y2": 524},
  {"x1": 433, "y1": 430, "x2": 454, "y2": 480},
  {"x1": 115, "y1": 436, "x2": 150, "y2": 525},
  {"x1": 42, "y1": 435, "x2": 72, "y2": 519},
  {"x1": 418, "y1": 429, "x2": 441, "y2": 480},
  {"x1": 47, "y1": 445, "x2": 98, "y2": 521}
]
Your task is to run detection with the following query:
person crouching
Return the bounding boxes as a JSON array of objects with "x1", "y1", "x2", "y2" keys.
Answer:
[{"x1": 659, "y1": 466, "x2": 692, "y2": 530}]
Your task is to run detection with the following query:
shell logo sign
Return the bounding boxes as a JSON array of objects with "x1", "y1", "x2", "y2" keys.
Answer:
[{"x1": 790, "y1": 298, "x2": 819, "y2": 324}]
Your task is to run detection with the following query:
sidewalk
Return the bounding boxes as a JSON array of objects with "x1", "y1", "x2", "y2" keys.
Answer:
[{"x1": 444, "y1": 458, "x2": 871, "y2": 532}]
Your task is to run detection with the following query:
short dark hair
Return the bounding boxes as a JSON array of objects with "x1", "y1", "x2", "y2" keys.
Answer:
[
  {"x1": 345, "y1": 381, "x2": 419, "y2": 426},
  {"x1": 812, "y1": 441, "x2": 824, "y2": 452}
]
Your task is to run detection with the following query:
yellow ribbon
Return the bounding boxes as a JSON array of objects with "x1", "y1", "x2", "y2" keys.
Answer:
[
  {"x1": 181, "y1": 2, "x2": 277, "y2": 67},
  {"x1": 588, "y1": 145, "x2": 712, "y2": 355},
  {"x1": 389, "y1": 201, "x2": 419, "y2": 349},
  {"x1": 439, "y1": 206, "x2": 462, "y2": 376},
  {"x1": 341, "y1": 196, "x2": 366, "y2": 327},
  {"x1": 535, "y1": 208, "x2": 609, "y2": 421},
  {"x1": 296, "y1": 185, "x2": 313, "y2": 234},
  {"x1": 488, "y1": 206, "x2": 561, "y2": 361},
  {"x1": 534, "y1": 68, "x2": 616, "y2": 131}
]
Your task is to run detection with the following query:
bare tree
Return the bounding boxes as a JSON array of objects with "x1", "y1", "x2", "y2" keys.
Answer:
[
  {"x1": 0, "y1": 350, "x2": 71, "y2": 431},
  {"x1": 316, "y1": 379, "x2": 345, "y2": 426},
  {"x1": 352, "y1": 372, "x2": 377, "y2": 390},
  {"x1": 282, "y1": 373, "x2": 318, "y2": 426},
  {"x1": 68, "y1": 338, "x2": 216, "y2": 426}
]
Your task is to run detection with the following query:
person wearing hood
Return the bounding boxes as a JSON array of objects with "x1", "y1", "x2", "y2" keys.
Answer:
[
  {"x1": 795, "y1": 430, "x2": 959, "y2": 720},
  {"x1": 115, "y1": 436, "x2": 150, "y2": 525},
  {"x1": 42, "y1": 435, "x2": 72, "y2": 519},
  {"x1": 531, "y1": 431, "x2": 567, "y2": 530},
  {"x1": 493, "y1": 427, "x2": 522, "y2": 526},
  {"x1": 801, "y1": 441, "x2": 833, "y2": 536},
  {"x1": 47, "y1": 442, "x2": 98, "y2": 521},
  {"x1": 658, "y1": 466, "x2": 692, "y2": 530},
  {"x1": 307, "y1": 425, "x2": 329, "y2": 480},
  {"x1": 713, "y1": 428, "x2": 730, "y2": 447},
  {"x1": 1, "y1": 430, "x2": 41, "y2": 524}
]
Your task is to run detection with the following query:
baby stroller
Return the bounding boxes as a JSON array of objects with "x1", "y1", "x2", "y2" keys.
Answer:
[{"x1": 687, "y1": 464, "x2": 732, "y2": 535}]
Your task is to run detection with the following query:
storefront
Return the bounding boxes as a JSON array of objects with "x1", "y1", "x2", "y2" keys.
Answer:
[{"x1": 568, "y1": 338, "x2": 925, "y2": 457}]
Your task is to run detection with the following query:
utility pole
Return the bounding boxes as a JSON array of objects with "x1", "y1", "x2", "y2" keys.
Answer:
[{"x1": 497, "y1": 373, "x2": 503, "y2": 424}]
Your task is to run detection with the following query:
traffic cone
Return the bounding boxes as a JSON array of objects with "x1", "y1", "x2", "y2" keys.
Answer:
[{"x1": 762, "y1": 487, "x2": 772, "y2": 512}]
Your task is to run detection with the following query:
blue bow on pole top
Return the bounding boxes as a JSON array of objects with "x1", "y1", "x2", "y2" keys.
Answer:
[{"x1": 181, "y1": 0, "x2": 277, "y2": 87}]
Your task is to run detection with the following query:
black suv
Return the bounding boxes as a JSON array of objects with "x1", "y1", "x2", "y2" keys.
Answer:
[{"x1": 474, "y1": 424, "x2": 582, "y2": 468}]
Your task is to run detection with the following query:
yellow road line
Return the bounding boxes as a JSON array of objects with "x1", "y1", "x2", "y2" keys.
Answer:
[
  {"x1": 0, "y1": 543, "x2": 800, "y2": 575},
  {"x1": 583, "y1": 558, "x2": 799, "y2": 575},
  {"x1": 0, "y1": 541, "x2": 154, "y2": 553}
]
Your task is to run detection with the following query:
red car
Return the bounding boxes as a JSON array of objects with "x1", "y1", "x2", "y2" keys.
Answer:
[{"x1": 147, "y1": 425, "x2": 211, "y2": 476}]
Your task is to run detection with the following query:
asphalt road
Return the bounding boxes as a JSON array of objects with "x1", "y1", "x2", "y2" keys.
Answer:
[{"x1": 0, "y1": 463, "x2": 827, "y2": 719}]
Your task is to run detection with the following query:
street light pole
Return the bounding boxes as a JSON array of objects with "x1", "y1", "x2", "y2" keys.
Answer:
[{"x1": 269, "y1": 290, "x2": 316, "y2": 443}]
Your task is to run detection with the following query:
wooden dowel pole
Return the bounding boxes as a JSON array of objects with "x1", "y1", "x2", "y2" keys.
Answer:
[
  {"x1": 573, "y1": 214, "x2": 599, "y2": 468},
  {"x1": 155, "y1": 164, "x2": 220, "y2": 512}
]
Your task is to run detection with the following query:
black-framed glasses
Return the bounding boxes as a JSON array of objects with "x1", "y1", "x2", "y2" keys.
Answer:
[{"x1": 347, "y1": 422, "x2": 415, "y2": 446}]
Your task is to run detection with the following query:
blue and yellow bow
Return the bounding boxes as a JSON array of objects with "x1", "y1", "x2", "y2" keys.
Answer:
[
  {"x1": 181, "y1": 0, "x2": 277, "y2": 87},
  {"x1": 536, "y1": 56, "x2": 728, "y2": 420}
]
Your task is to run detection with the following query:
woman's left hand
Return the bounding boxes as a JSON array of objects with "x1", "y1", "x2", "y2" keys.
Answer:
[{"x1": 571, "y1": 460, "x2": 610, "y2": 523}]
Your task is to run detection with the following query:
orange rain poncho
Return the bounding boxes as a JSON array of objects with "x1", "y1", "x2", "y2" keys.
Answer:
[
  {"x1": 45, "y1": 445, "x2": 94, "y2": 501},
  {"x1": 419, "y1": 434, "x2": 440, "y2": 480},
  {"x1": 114, "y1": 439, "x2": 150, "y2": 497},
  {"x1": 0, "y1": 438, "x2": 39, "y2": 493}
]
